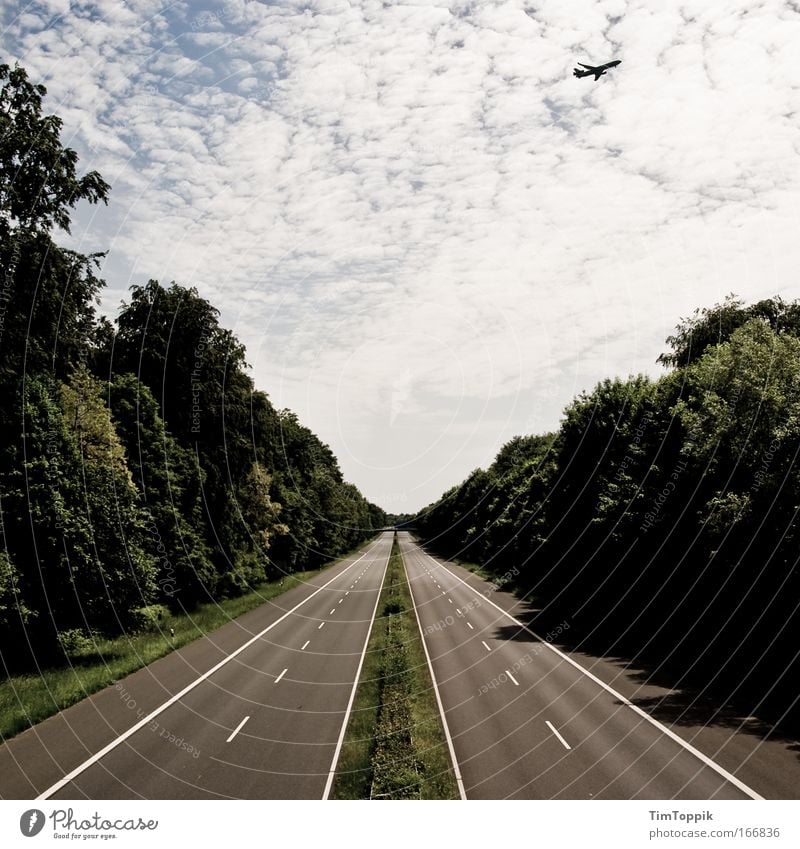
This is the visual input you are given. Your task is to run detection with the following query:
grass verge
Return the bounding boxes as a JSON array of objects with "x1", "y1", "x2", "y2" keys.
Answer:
[
  {"x1": 331, "y1": 535, "x2": 459, "y2": 800},
  {"x1": 0, "y1": 541, "x2": 375, "y2": 743}
]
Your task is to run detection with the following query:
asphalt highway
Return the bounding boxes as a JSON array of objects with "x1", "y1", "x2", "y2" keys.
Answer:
[
  {"x1": 398, "y1": 532, "x2": 788, "y2": 800},
  {"x1": 0, "y1": 533, "x2": 393, "y2": 800},
  {"x1": 4, "y1": 529, "x2": 799, "y2": 800}
]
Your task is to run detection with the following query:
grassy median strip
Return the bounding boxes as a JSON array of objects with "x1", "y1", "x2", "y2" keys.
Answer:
[
  {"x1": 0, "y1": 542, "x2": 374, "y2": 743},
  {"x1": 332, "y1": 535, "x2": 459, "y2": 800}
]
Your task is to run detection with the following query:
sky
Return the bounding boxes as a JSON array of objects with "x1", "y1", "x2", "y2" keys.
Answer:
[{"x1": 3, "y1": 0, "x2": 800, "y2": 512}]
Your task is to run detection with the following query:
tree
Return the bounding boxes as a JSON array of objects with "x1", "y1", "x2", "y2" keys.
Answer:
[
  {"x1": 59, "y1": 368, "x2": 158, "y2": 631},
  {"x1": 0, "y1": 551, "x2": 32, "y2": 643},
  {"x1": 0, "y1": 63, "x2": 108, "y2": 241},
  {"x1": 109, "y1": 373, "x2": 217, "y2": 605},
  {"x1": 658, "y1": 294, "x2": 800, "y2": 368}
]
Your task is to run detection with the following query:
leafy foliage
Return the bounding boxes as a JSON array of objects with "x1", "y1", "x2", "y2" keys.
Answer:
[
  {"x1": 417, "y1": 306, "x2": 800, "y2": 725},
  {"x1": 0, "y1": 63, "x2": 109, "y2": 240},
  {"x1": 0, "y1": 63, "x2": 385, "y2": 671}
]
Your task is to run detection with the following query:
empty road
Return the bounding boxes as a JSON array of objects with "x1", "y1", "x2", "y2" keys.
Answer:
[
  {"x1": 399, "y1": 532, "x2": 795, "y2": 800},
  {"x1": 0, "y1": 533, "x2": 392, "y2": 799}
]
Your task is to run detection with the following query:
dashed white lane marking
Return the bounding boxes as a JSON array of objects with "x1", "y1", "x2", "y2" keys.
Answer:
[
  {"x1": 482, "y1": 640, "x2": 491, "y2": 651},
  {"x1": 338, "y1": 599, "x2": 343, "y2": 604},
  {"x1": 226, "y1": 716, "x2": 250, "y2": 743},
  {"x1": 441, "y1": 591, "x2": 446, "y2": 596},
  {"x1": 448, "y1": 598, "x2": 453, "y2": 604},
  {"x1": 329, "y1": 609, "x2": 336, "y2": 614},
  {"x1": 345, "y1": 591, "x2": 350, "y2": 596},
  {"x1": 36, "y1": 538, "x2": 389, "y2": 800},
  {"x1": 425, "y1": 551, "x2": 765, "y2": 801},
  {"x1": 467, "y1": 622, "x2": 474, "y2": 630},
  {"x1": 318, "y1": 622, "x2": 325, "y2": 630},
  {"x1": 546, "y1": 720, "x2": 572, "y2": 750},
  {"x1": 301, "y1": 640, "x2": 310, "y2": 651},
  {"x1": 505, "y1": 670, "x2": 520, "y2": 686},
  {"x1": 275, "y1": 668, "x2": 288, "y2": 684}
]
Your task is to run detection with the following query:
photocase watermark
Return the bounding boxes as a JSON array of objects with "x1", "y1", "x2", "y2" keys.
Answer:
[
  {"x1": 374, "y1": 492, "x2": 408, "y2": 506},
  {"x1": 413, "y1": 142, "x2": 471, "y2": 161},
  {"x1": 190, "y1": 317, "x2": 214, "y2": 434},
  {"x1": 424, "y1": 565, "x2": 521, "y2": 636},
  {"x1": 484, "y1": 564, "x2": 520, "y2": 593},
  {"x1": 141, "y1": 509, "x2": 178, "y2": 598},
  {"x1": 20, "y1": 807, "x2": 159, "y2": 837},
  {"x1": 19, "y1": 809, "x2": 45, "y2": 837},
  {"x1": 614, "y1": 410, "x2": 654, "y2": 483},
  {"x1": 639, "y1": 457, "x2": 689, "y2": 532},
  {"x1": 188, "y1": 0, "x2": 253, "y2": 31},
  {"x1": 115, "y1": 683, "x2": 200, "y2": 758},
  {"x1": 751, "y1": 438, "x2": 781, "y2": 493},
  {"x1": 0, "y1": 232, "x2": 21, "y2": 346},
  {"x1": 477, "y1": 620, "x2": 570, "y2": 696}
]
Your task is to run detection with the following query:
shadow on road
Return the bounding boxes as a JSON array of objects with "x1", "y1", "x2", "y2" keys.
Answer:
[{"x1": 487, "y1": 593, "x2": 800, "y2": 751}]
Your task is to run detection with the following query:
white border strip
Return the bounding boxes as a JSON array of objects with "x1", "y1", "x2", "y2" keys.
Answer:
[
  {"x1": 322, "y1": 541, "x2": 391, "y2": 799},
  {"x1": 425, "y1": 546, "x2": 764, "y2": 801},
  {"x1": 37, "y1": 539, "x2": 383, "y2": 800},
  {"x1": 403, "y1": 546, "x2": 468, "y2": 800}
]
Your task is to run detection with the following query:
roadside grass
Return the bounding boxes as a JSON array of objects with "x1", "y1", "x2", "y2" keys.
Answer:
[
  {"x1": 0, "y1": 542, "x2": 373, "y2": 743},
  {"x1": 331, "y1": 535, "x2": 459, "y2": 800}
]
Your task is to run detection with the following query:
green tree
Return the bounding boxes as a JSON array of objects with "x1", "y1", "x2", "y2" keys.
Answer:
[
  {"x1": 109, "y1": 373, "x2": 217, "y2": 604},
  {"x1": 658, "y1": 294, "x2": 800, "y2": 369},
  {"x1": 0, "y1": 63, "x2": 108, "y2": 240},
  {"x1": 60, "y1": 368, "x2": 157, "y2": 631}
]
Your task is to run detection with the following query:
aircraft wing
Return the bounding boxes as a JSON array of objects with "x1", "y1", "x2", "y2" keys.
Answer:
[{"x1": 578, "y1": 63, "x2": 595, "y2": 70}]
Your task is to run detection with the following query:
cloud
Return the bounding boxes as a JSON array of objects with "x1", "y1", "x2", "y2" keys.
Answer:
[{"x1": 5, "y1": 0, "x2": 800, "y2": 510}]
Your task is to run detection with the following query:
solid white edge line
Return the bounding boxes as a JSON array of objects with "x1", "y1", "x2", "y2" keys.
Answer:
[
  {"x1": 226, "y1": 715, "x2": 250, "y2": 743},
  {"x1": 36, "y1": 539, "x2": 382, "y2": 800},
  {"x1": 274, "y1": 668, "x2": 288, "y2": 684},
  {"x1": 426, "y1": 547, "x2": 765, "y2": 801},
  {"x1": 322, "y1": 541, "x2": 392, "y2": 800},
  {"x1": 546, "y1": 720, "x2": 572, "y2": 750},
  {"x1": 403, "y1": 548, "x2": 468, "y2": 801}
]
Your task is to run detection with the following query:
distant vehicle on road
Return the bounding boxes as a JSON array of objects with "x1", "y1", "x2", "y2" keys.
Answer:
[{"x1": 573, "y1": 60, "x2": 621, "y2": 81}]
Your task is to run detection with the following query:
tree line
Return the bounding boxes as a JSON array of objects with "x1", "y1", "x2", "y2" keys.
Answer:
[
  {"x1": 417, "y1": 296, "x2": 800, "y2": 726},
  {"x1": 0, "y1": 63, "x2": 385, "y2": 669}
]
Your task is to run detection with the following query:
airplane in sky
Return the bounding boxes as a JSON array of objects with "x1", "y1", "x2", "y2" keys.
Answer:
[{"x1": 573, "y1": 60, "x2": 621, "y2": 81}]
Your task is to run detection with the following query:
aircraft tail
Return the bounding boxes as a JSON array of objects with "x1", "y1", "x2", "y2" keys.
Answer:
[{"x1": 572, "y1": 68, "x2": 591, "y2": 78}]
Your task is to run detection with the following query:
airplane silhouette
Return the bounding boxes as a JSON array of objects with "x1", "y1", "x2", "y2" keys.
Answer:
[{"x1": 573, "y1": 60, "x2": 621, "y2": 81}]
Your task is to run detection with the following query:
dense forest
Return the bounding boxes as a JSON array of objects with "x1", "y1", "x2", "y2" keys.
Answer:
[
  {"x1": 0, "y1": 63, "x2": 385, "y2": 670},
  {"x1": 417, "y1": 296, "x2": 800, "y2": 726}
]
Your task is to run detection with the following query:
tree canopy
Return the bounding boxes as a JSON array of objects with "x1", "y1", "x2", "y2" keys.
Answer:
[
  {"x1": 0, "y1": 63, "x2": 384, "y2": 670},
  {"x1": 417, "y1": 302, "x2": 800, "y2": 726}
]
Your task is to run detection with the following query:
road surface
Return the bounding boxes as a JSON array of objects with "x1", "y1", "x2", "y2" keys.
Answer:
[
  {"x1": 399, "y1": 532, "x2": 800, "y2": 800},
  {"x1": 0, "y1": 533, "x2": 392, "y2": 799}
]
